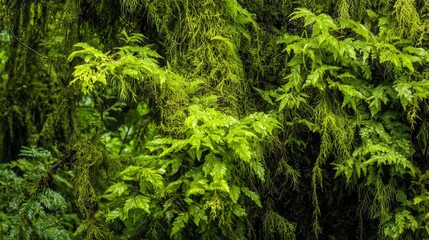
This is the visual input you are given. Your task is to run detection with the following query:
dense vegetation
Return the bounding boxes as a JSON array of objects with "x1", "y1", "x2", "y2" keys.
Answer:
[{"x1": 2, "y1": 0, "x2": 429, "y2": 239}]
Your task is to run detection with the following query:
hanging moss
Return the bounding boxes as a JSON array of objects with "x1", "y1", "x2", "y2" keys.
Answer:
[{"x1": 3, "y1": 1, "x2": 429, "y2": 239}]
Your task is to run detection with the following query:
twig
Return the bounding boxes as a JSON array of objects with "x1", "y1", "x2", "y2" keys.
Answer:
[{"x1": 9, "y1": 24, "x2": 45, "y2": 58}]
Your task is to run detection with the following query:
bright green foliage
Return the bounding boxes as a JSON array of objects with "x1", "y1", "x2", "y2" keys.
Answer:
[
  {"x1": 383, "y1": 209, "x2": 419, "y2": 239},
  {"x1": 267, "y1": 7, "x2": 429, "y2": 239},
  {"x1": 101, "y1": 99, "x2": 280, "y2": 239},
  {"x1": 3, "y1": 0, "x2": 429, "y2": 239},
  {"x1": 68, "y1": 32, "x2": 163, "y2": 101}
]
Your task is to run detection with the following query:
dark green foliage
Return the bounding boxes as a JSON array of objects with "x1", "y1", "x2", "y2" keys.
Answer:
[
  {"x1": 2, "y1": 0, "x2": 429, "y2": 239},
  {"x1": 271, "y1": 7, "x2": 429, "y2": 239},
  {"x1": 0, "y1": 146, "x2": 77, "y2": 239}
]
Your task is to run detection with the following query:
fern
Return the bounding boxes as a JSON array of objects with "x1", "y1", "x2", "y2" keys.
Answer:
[
  {"x1": 272, "y1": 8, "x2": 429, "y2": 238},
  {"x1": 0, "y1": 147, "x2": 76, "y2": 240},
  {"x1": 68, "y1": 32, "x2": 163, "y2": 101},
  {"x1": 5, "y1": 1, "x2": 429, "y2": 240},
  {"x1": 101, "y1": 101, "x2": 280, "y2": 238}
]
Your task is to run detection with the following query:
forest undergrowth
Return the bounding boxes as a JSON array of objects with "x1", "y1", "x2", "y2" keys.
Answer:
[{"x1": 1, "y1": 0, "x2": 429, "y2": 239}]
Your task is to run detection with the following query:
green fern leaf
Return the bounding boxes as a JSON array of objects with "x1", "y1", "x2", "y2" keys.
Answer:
[
  {"x1": 229, "y1": 185, "x2": 241, "y2": 204},
  {"x1": 210, "y1": 161, "x2": 228, "y2": 181},
  {"x1": 123, "y1": 195, "x2": 151, "y2": 215},
  {"x1": 106, "y1": 209, "x2": 123, "y2": 222},
  {"x1": 241, "y1": 187, "x2": 262, "y2": 207},
  {"x1": 232, "y1": 204, "x2": 247, "y2": 217},
  {"x1": 189, "y1": 205, "x2": 208, "y2": 227},
  {"x1": 104, "y1": 182, "x2": 128, "y2": 197},
  {"x1": 209, "y1": 179, "x2": 230, "y2": 193},
  {"x1": 171, "y1": 212, "x2": 189, "y2": 237}
]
